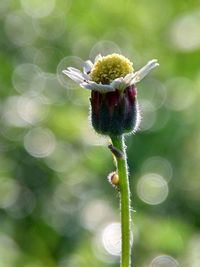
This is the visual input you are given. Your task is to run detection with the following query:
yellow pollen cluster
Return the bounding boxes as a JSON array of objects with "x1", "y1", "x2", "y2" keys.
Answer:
[{"x1": 90, "y1": 53, "x2": 134, "y2": 84}]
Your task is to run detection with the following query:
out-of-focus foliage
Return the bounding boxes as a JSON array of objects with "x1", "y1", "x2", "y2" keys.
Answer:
[{"x1": 0, "y1": 0, "x2": 200, "y2": 266}]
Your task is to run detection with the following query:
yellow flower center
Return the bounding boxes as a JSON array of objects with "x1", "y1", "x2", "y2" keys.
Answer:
[{"x1": 90, "y1": 53, "x2": 134, "y2": 84}]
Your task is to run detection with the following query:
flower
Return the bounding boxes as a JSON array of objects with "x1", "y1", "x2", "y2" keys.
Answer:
[
  {"x1": 63, "y1": 53, "x2": 159, "y2": 136},
  {"x1": 63, "y1": 54, "x2": 159, "y2": 93}
]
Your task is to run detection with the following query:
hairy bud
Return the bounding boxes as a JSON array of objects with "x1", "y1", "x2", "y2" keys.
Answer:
[{"x1": 90, "y1": 85, "x2": 140, "y2": 136}]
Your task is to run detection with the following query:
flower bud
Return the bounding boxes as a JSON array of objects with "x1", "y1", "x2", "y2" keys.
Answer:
[{"x1": 90, "y1": 85, "x2": 140, "y2": 136}]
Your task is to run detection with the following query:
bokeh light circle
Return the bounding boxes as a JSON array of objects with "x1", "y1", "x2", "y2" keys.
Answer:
[
  {"x1": 150, "y1": 255, "x2": 178, "y2": 267},
  {"x1": 0, "y1": 178, "x2": 20, "y2": 209},
  {"x1": 138, "y1": 79, "x2": 167, "y2": 110},
  {"x1": 34, "y1": 46, "x2": 64, "y2": 72},
  {"x1": 45, "y1": 142, "x2": 81, "y2": 173},
  {"x1": 102, "y1": 222, "x2": 121, "y2": 256},
  {"x1": 20, "y1": 0, "x2": 55, "y2": 18},
  {"x1": 137, "y1": 173, "x2": 169, "y2": 205},
  {"x1": 150, "y1": 107, "x2": 170, "y2": 132},
  {"x1": 139, "y1": 100, "x2": 157, "y2": 131},
  {"x1": 4, "y1": 10, "x2": 37, "y2": 46},
  {"x1": 81, "y1": 200, "x2": 115, "y2": 231},
  {"x1": 57, "y1": 56, "x2": 84, "y2": 89},
  {"x1": 39, "y1": 73, "x2": 68, "y2": 104},
  {"x1": 186, "y1": 235, "x2": 200, "y2": 267},
  {"x1": 32, "y1": 10, "x2": 67, "y2": 40},
  {"x1": 102, "y1": 222, "x2": 133, "y2": 256},
  {"x1": 141, "y1": 156, "x2": 173, "y2": 182},
  {"x1": 52, "y1": 182, "x2": 83, "y2": 215},
  {"x1": 169, "y1": 11, "x2": 200, "y2": 51},
  {"x1": 89, "y1": 40, "x2": 121, "y2": 61},
  {"x1": 24, "y1": 127, "x2": 56, "y2": 158},
  {"x1": 2, "y1": 96, "x2": 48, "y2": 127},
  {"x1": 20, "y1": 46, "x2": 40, "y2": 62},
  {"x1": 17, "y1": 96, "x2": 48, "y2": 125},
  {"x1": 12, "y1": 63, "x2": 43, "y2": 94},
  {"x1": 7, "y1": 186, "x2": 36, "y2": 219},
  {"x1": 165, "y1": 77, "x2": 195, "y2": 111},
  {"x1": 0, "y1": 234, "x2": 20, "y2": 265},
  {"x1": 72, "y1": 36, "x2": 96, "y2": 58}
]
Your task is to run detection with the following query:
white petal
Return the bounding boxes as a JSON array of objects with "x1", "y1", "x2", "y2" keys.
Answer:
[
  {"x1": 67, "y1": 67, "x2": 90, "y2": 80},
  {"x1": 62, "y1": 66, "x2": 90, "y2": 82},
  {"x1": 110, "y1": 77, "x2": 127, "y2": 90},
  {"x1": 83, "y1": 60, "x2": 93, "y2": 74},
  {"x1": 131, "y1": 59, "x2": 159, "y2": 84},
  {"x1": 123, "y1": 73, "x2": 135, "y2": 84},
  {"x1": 67, "y1": 67, "x2": 83, "y2": 75},
  {"x1": 80, "y1": 81, "x2": 115, "y2": 93},
  {"x1": 62, "y1": 70, "x2": 84, "y2": 84},
  {"x1": 62, "y1": 69, "x2": 84, "y2": 80},
  {"x1": 94, "y1": 54, "x2": 102, "y2": 63}
]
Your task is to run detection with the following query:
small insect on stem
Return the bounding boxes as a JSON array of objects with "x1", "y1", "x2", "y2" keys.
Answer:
[
  {"x1": 108, "y1": 144, "x2": 124, "y2": 159},
  {"x1": 108, "y1": 171, "x2": 120, "y2": 189}
]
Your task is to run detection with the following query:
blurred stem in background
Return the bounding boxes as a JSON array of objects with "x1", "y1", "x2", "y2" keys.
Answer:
[{"x1": 111, "y1": 135, "x2": 131, "y2": 267}]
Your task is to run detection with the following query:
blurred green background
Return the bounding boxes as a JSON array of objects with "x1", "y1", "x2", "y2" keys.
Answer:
[{"x1": 0, "y1": 0, "x2": 200, "y2": 266}]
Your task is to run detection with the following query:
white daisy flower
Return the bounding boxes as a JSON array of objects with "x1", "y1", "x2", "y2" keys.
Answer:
[
  {"x1": 62, "y1": 53, "x2": 159, "y2": 136},
  {"x1": 62, "y1": 53, "x2": 159, "y2": 93}
]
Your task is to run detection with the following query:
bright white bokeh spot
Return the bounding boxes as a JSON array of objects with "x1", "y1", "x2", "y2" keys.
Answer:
[
  {"x1": 12, "y1": 63, "x2": 44, "y2": 94},
  {"x1": 81, "y1": 200, "x2": 115, "y2": 231},
  {"x1": 4, "y1": 10, "x2": 37, "y2": 46},
  {"x1": 102, "y1": 222, "x2": 133, "y2": 257},
  {"x1": 165, "y1": 77, "x2": 195, "y2": 111},
  {"x1": 89, "y1": 40, "x2": 121, "y2": 61},
  {"x1": 2, "y1": 96, "x2": 47, "y2": 127},
  {"x1": 150, "y1": 255, "x2": 178, "y2": 267},
  {"x1": 0, "y1": 178, "x2": 19, "y2": 209},
  {"x1": 17, "y1": 97, "x2": 48, "y2": 125},
  {"x1": 3, "y1": 97, "x2": 29, "y2": 128},
  {"x1": 57, "y1": 56, "x2": 84, "y2": 89},
  {"x1": 24, "y1": 127, "x2": 56, "y2": 158},
  {"x1": 20, "y1": 0, "x2": 55, "y2": 18},
  {"x1": 137, "y1": 173, "x2": 169, "y2": 205},
  {"x1": 140, "y1": 100, "x2": 157, "y2": 131},
  {"x1": 169, "y1": 11, "x2": 200, "y2": 51},
  {"x1": 102, "y1": 222, "x2": 121, "y2": 256},
  {"x1": 141, "y1": 156, "x2": 173, "y2": 182}
]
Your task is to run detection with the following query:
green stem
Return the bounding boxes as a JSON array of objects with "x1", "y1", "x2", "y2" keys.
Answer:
[{"x1": 110, "y1": 135, "x2": 131, "y2": 267}]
